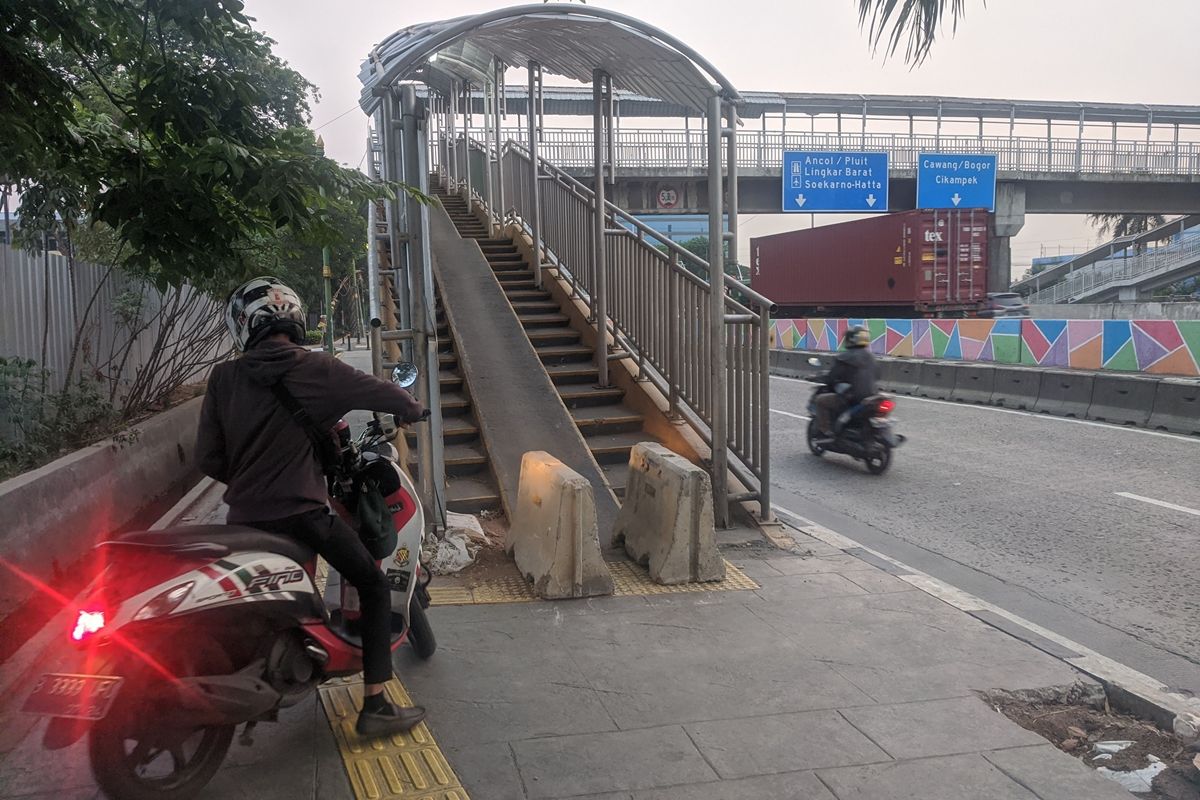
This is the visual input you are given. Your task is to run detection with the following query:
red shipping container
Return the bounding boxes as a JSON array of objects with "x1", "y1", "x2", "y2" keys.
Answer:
[{"x1": 750, "y1": 210, "x2": 990, "y2": 317}]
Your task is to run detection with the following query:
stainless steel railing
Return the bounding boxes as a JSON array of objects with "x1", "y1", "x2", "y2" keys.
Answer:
[
  {"x1": 497, "y1": 139, "x2": 772, "y2": 511},
  {"x1": 1029, "y1": 236, "x2": 1200, "y2": 304},
  {"x1": 465, "y1": 127, "x2": 1200, "y2": 178}
]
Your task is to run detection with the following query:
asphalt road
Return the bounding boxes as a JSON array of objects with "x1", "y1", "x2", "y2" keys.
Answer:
[{"x1": 768, "y1": 373, "x2": 1200, "y2": 693}]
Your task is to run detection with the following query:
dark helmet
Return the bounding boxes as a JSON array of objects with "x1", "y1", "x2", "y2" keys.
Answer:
[
  {"x1": 225, "y1": 277, "x2": 306, "y2": 352},
  {"x1": 843, "y1": 326, "x2": 870, "y2": 349}
]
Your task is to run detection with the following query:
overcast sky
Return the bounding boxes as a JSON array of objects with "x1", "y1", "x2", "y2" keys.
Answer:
[{"x1": 243, "y1": 0, "x2": 1200, "y2": 274}]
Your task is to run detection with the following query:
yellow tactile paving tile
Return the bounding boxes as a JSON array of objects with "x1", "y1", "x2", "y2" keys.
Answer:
[
  {"x1": 609, "y1": 559, "x2": 759, "y2": 595},
  {"x1": 426, "y1": 559, "x2": 758, "y2": 606},
  {"x1": 319, "y1": 677, "x2": 469, "y2": 800}
]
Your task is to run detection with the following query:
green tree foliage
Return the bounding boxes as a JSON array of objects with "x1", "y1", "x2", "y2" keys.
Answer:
[{"x1": 2, "y1": 0, "x2": 380, "y2": 290}]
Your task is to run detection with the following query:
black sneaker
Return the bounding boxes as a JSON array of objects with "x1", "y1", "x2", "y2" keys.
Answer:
[{"x1": 356, "y1": 702, "x2": 427, "y2": 737}]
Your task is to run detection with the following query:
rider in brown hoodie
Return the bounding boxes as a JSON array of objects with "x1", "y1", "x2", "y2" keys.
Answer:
[{"x1": 196, "y1": 277, "x2": 426, "y2": 737}]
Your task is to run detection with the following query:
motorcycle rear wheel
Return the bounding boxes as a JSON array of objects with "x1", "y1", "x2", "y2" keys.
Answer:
[
  {"x1": 865, "y1": 444, "x2": 892, "y2": 475},
  {"x1": 806, "y1": 420, "x2": 826, "y2": 457},
  {"x1": 89, "y1": 640, "x2": 236, "y2": 800}
]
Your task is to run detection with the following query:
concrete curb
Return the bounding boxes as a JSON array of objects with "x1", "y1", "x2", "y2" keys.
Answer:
[
  {"x1": 0, "y1": 397, "x2": 205, "y2": 614},
  {"x1": 771, "y1": 348, "x2": 1200, "y2": 436},
  {"x1": 767, "y1": 504, "x2": 1200, "y2": 742}
]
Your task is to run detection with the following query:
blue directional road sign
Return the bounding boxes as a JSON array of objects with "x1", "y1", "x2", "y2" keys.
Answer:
[
  {"x1": 782, "y1": 151, "x2": 889, "y2": 213},
  {"x1": 916, "y1": 153, "x2": 997, "y2": 211}
]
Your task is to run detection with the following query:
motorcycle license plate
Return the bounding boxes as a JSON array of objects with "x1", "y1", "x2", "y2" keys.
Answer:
[{"x1": 21, "y1": 673, "x2": 124, "y2": 720}]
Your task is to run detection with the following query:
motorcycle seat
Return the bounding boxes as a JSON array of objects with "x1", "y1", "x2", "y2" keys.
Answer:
[{"x1": 106, "y1": 525, "x2": 316, "y2": 565}]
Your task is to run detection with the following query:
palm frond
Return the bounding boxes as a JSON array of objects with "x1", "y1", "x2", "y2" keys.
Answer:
[{"x1": 857, "y1": 0, "x2": 972, "y2": 66}]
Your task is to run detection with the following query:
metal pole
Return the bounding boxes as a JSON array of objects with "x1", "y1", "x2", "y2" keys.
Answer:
[
  {"x1": 707, "y1": 93, "x2": 729, "y2": 528},
  {"x1": 380, "y1": 93, "x2": 411, "y2": 345},
  {"x1": 446, "y1": 82, "x2": 458, "y2": 193},
  {"x1": 667, "y1": 252, "x2": 680, "y2": 417},
  {"x1": 367, "y1": 115, "x2": 384, "y2": 378},
  {"x1": 593, "y1": 69, "x2": 610, "y2": 388},
  {"x1": 1077, "y1": 109, "x2": 1085, "y2": 172},
  {"x1": 528, "y1": 61, "x2": 544, "y2": 286},
  {"x1": 318, "y1": 137, "x2": 335, "y2": 355},
  {"x1": 725, "y1": 102, "x2": 739, "y2": 286},
  {"x1": 401, "y1": 85, "x2": 447, "y2": 530},
  {"x1": 493, "y1": 60, "x2": 505, "y2": 226},
  {"x1": 461, "y1": 83, "x2": 472, "y2": 203},
  {"x1": 936, "y1": 100, "x2": 943, "y2": 151},
  {"x1": 483, "y1": 78, "x2": 495, "y2": 227},
  {"x1": 758, "y1": 308, "x2": 771, "y2": 521},
  {"x1": 606, "y1": 76, "x2": 616, "y2": 185}
]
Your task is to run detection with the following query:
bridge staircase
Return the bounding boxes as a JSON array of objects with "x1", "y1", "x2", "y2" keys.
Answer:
[{"x1": 437, "y1": 190, "x2": 662, "y2": 500}]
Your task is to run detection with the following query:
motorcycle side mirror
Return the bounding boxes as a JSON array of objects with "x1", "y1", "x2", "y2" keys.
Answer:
[
  {"x1": 391, "y1": 362, "x2": 418, "y2": 389},
  {"x1": 807, "y1": 357, "x2": 822, "y2": 367},
  {"x1": 373, "y1": 412, "x2": 398, "y2": 439}
]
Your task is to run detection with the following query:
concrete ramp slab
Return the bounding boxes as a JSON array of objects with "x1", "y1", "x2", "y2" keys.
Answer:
[{"x1": 429, "y1": 207, "x2": 621, "y2": 541}]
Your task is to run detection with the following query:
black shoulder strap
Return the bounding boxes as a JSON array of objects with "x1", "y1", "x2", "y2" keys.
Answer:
[{"x1": 269, "y1": 381, "x2": 339, "y2": 477}]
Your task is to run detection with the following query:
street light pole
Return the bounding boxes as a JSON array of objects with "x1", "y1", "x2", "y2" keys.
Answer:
[{"x1": 318, "y1": 136, "x2": 335, "y2": 355}]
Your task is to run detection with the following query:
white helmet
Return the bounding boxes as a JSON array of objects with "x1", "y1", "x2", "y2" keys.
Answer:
[{"x1": 225, "y1": 277, "x2": 306, "y2": 352}]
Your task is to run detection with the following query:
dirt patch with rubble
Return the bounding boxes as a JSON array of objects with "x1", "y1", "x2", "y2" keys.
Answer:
[{"x1": 988, "y1": 687, "x2": 1200, "y2": 799}]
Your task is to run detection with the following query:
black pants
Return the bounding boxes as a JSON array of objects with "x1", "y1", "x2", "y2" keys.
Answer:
[{"x1": 252, "y1": 508, "x2": 394, "y2": 685}]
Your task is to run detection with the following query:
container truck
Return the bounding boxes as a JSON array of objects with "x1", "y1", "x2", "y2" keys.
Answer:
[{"x1": 750, "y1": 210, "x2": 991, "y2": 318}]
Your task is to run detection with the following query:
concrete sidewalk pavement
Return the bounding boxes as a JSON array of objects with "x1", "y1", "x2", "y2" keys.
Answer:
[
  {"x1": 0, "y1": 509, "x2": 1136, "y2": 800},
  {"x1": 401, "y1": 524, "x2": 1134, "y2": 800}
]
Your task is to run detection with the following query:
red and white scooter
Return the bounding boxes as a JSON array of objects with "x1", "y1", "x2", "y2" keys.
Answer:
[{"x1": 23, "y1": 363, "x2": 434, "y2": 800}]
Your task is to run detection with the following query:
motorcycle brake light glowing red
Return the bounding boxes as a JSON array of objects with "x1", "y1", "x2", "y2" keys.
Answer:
[
  {"x1": 71, "y1": 609, "x2": 105, "y2": 642},
  {"x1": 875, "y1": 399, "x2": 896, "y2": 416}
]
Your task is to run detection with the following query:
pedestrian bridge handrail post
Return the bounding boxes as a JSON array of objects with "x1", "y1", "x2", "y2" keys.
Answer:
[
  {"x1": 465, "y1": 127, "x2": 1200, "y2": 178},
  {"x1": 494, "y1": 138, "x2": 773, "y2": 519}
]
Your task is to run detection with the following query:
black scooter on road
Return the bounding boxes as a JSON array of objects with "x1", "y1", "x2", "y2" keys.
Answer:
[{"x1": 805, "y1": 357, "x2": 906, "y2": 475}]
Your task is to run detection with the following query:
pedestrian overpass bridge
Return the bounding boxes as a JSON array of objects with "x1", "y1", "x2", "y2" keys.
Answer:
[
  {"x1": 439, "y1": 87, "x2": 1200, "y2": 289},
  {"x1": 1015, "y1": 214, "x2": 1200, "y2": 304}
]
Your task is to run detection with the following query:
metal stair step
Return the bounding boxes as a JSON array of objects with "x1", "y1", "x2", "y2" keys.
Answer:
[
  {"x1": 570, "y1": 405, "x2": 644, "y2": 435},
  {"x1": 535, "y1": 344, "x2": 595, "y2": 365},
  {"x1": 518, "y1": 313, "x2": 571, "y2": 328},
  {"x1": 557, "y1": 384, "x2": 627, "y2": 409},
  {"x1": 544, "y1": 363, "x2": 600, "y2": 384},
  {"x1": 444, "y1": 476, "x2": 502, "y2": 514},
  {"x1": 408, "y1": 442, "x2": 488, "y2": 478}
]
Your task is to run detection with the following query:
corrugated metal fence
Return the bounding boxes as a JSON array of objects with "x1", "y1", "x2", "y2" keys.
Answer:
[{"x1": 0, "y1": 244, "x2": 226, "y2": 397}]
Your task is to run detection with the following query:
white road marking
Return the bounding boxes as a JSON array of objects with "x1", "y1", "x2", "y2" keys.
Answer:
[
  {"x1": 769, "y1": 374, "x2": 1200, "y2": 444},
  {"x1": 770, "y1": 408, "x2": 810, "y2": 421},
  {"x1": 1115, "y1": 492, "x2": 1200, "y2": 518}
]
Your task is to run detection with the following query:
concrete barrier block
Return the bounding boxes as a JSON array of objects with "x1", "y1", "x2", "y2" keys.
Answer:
[
  {"x1": 508, "y1": 451, "x2": 614, "y2": 599},
  {"x1": 770, "y1": 349, "x2": 825, "y2": 380},
  {"x1": 1088, "y1": 374, "x2": 1159, "y2": 427},
  {"x1": 1034, "y1": 370, "x2": 1095, "y2": 418},
  {"x1": 950, "y1": 364, "x2": 996, "y2": 405},
  {"x1": 918, "y1": 361, "x2": 956, "y2": 400},
  {"x1": 613, "y1": 443, "x2": 724, "y2": 584},
  {"x1": 876, "y1": 359, "x2": 901, "y2": 393},
  {"x1": 991, "y1": 367, "x2": 1041, "y2": 410},
  {"x1": 1149, "y1": 379, "x2": 1200, "y2": 435},
  {"x1": 890, "y1": 359, "x2": 922, "y2": 396}
]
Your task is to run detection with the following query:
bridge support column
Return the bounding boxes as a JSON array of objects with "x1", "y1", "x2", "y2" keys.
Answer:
[
  {"x1": 1118, "y1": 285, "x2": 1153, "y2": 302},
  {"x1": 989, "y1": 183, "x2": 1026, "y2": 291}
]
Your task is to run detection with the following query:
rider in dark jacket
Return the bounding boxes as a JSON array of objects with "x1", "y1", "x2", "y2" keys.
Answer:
[
  {"x1": 196, "y1": 277, "x2": 427, "y2": 738},
  {"x1": 814, "y1": 327, "x2": 878, "y2": 437}
]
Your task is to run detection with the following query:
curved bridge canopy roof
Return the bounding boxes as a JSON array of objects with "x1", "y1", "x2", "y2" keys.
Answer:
[{"x1": 358, "y1": 4, "x2": 739, "y2": 116}]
